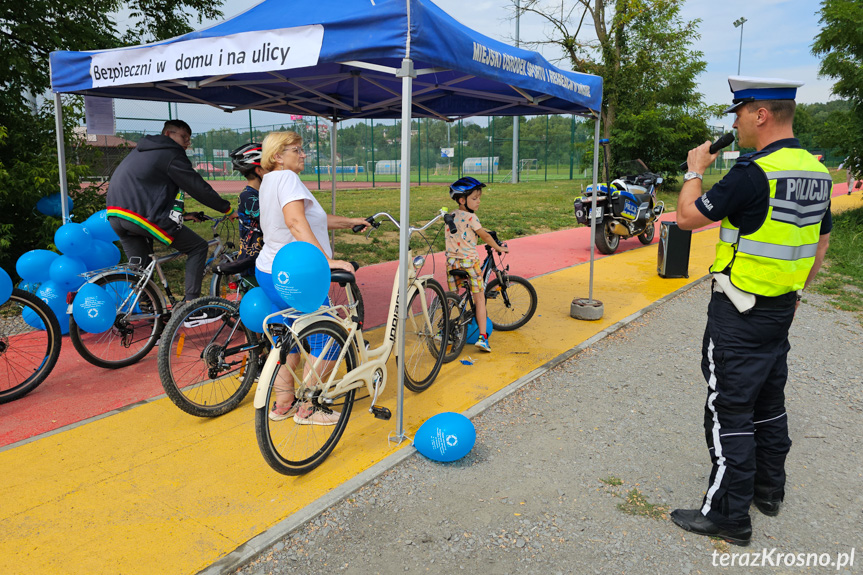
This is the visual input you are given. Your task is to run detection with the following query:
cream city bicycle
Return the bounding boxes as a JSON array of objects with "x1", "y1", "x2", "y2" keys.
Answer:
[{"x1": 254, "y1": 208, "x2": 451, "y2": 475}]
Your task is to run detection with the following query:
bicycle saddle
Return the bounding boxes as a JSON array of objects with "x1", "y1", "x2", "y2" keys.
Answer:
[{"x1": 214, "y1": 256, "x2": 256, "y2": 275}]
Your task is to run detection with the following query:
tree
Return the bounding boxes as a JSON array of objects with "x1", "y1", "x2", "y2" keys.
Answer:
[
  {"x1": 812, "y1": 0, "x2": 863, "y2": 179},
  {"x1": 0, "y1": 0, "x2": 225, "y2": 272},
  {"x1": 514, "y1": 0, "x2": 720, "y2": 176}
]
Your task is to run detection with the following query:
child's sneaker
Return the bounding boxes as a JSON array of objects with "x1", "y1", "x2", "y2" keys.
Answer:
[
  {"x1": 294, "y1": 404, "x2": 340, "y2": 426},
  {"x1": 474, "y1": 336, "x2": 491, "y2": 352},
  {"x1": 268, "y1": 399, "x2": 299, "y2": 421}
]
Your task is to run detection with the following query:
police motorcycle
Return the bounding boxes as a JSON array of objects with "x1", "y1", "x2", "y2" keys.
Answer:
[{"x1": 573, "y1": 148, "x2": 665, "y2": 255}]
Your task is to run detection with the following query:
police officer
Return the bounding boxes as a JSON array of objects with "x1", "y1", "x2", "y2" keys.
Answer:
[{"x1": 670, "y1": 76, "x2": 833, "y2": 546}]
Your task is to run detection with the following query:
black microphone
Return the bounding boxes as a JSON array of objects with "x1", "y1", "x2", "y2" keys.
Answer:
[{"x1": 679, "y1": 132, "x2": 735, "y2": 171}]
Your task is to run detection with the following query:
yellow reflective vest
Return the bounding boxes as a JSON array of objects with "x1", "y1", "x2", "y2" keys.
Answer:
[{"x1": 710, "y1": 146, "x2": 832, "y2": 297}]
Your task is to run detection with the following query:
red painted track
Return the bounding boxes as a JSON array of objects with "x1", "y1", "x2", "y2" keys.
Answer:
[{"x1": 1, "y1": 183, "x2": 854, "y2": 447}]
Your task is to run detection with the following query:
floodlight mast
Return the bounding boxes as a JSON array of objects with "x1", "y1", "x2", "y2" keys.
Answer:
[{"x1": 733, "y1": 17, "x2": 747, "y2": 75}]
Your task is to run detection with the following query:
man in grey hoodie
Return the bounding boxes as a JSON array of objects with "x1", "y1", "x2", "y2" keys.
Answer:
[{"x1": 107, "y1": 120, "x2": 236, "y2": 302}]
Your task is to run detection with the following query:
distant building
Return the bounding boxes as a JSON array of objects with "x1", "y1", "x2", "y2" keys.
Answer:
[{"x1": 73, "y1": 128, "x2": 137, "y2": 181}]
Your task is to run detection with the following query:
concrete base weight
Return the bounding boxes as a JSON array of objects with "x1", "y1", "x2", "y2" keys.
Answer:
[{"x1": 570, "y1": 298, "x2": 604, "y2": 321}]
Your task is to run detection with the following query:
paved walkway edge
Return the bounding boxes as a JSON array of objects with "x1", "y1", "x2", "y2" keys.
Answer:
[{"x1": 199, "y1": 272, "x2": 712, "y2": 575}]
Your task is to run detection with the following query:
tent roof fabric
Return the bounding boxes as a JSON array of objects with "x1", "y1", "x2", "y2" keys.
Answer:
[{"x1": 50, "y1": 0, "x2": 602, "y2": 120}]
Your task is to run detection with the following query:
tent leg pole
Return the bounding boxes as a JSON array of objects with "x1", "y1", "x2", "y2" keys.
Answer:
[
  {"x1": 589, "y1": 116, "x2": 600, "y2": 302},
  {"x1": 330, "y1": 119, "x2": 338, "y2": 249},
  {"x1": 54, "y1": 93, "x2": 70, "y2": 223},
  {"x1": 393, "y1": 58, "x2": 415, "y2": 444}
]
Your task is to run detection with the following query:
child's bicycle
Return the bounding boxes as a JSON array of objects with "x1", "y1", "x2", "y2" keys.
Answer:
[
  {"x1": 441, "y1": 230, "x2": 537, "y2": 363},
  {"x1": 68, "y1": 212, "x2": 238, "y2": 369},
  {"x1": 253, "y1": 208, "x2": 451, "y2": 475}
]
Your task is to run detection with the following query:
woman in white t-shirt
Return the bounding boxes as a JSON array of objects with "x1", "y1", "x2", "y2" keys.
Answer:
[{"x1": 256, "y1": 131, "x2": 370, "y2": 425}]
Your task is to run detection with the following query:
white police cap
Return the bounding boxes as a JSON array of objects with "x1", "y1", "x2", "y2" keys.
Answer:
[{"x1": 723, "y1": 75, "x2": 805, "y2": 114}]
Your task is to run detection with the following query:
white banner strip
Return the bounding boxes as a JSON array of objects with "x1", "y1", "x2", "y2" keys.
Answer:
[{"x1": 90, "y1": 26, "x2": 324, "y2": 88}]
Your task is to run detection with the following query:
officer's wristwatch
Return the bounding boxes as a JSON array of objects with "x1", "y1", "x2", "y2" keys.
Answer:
[{"x1": 684, "y1": 171, "x2": 703, "y2": 182}]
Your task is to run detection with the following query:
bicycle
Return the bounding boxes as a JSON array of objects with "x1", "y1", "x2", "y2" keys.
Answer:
[
  {"x1": 0, "y1": 288, "x2": 63, "y2": 403},
  {"x1": 253, "y1": 208, "x2": 451, "y2": 475},
  {"x1": 441, "y1": 230, "x2": 538, "y2": 363},
  {"x1": 68, "y1": 212, "x2": 238, "y2": 369},
  {"x1": 157, "y1": 263, "x2": 365, "y2": 418}
]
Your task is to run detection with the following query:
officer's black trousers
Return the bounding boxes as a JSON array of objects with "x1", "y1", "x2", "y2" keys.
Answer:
[{"x1": 699, "y1": 290, "x2": 796, "y2": 530}]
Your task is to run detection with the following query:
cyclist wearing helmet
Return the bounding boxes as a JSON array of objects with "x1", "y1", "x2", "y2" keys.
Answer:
[
  {"x1": 445, "y1": 177, "x2": 508, "y2": 352},
  {"x1": 229, "y1": 143, "x2": 265, "y2": 270}
]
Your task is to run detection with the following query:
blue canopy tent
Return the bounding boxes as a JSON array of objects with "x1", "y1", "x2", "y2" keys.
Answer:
[{"x1": 50, "y1": 0, "x2": 603, "y2": 439}]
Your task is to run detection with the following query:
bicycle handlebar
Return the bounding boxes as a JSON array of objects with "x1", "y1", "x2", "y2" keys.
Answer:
[{"x1": 357, "y1": 208, "x2": 451, "y2": 236}]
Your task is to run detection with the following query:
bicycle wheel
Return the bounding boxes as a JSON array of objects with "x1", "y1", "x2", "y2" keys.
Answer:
[
  {"x1": 158, "y1": 296, "x2": 260, "y2": 417},
  {"x1": 255, "y1": 321, "x2": 357, "y2": 475},
  {"x1": 329, "y1": 279, "x2": 365, "y2": 325},
  {"x1": 401, "y1": 278, "x2": 448, "y2": 392},
  {"x1": 0, "y1": 289, "x2": 62, "y2": 403},
  {"x1": 485, "y1": 274, "x2": 538, "y2": 331},
  {"x1": 441, "y1": 292, "x2": 468, "y2": 364},
  {"x1": 69, "y1": 272, "x2": 165, "y2": 368}
]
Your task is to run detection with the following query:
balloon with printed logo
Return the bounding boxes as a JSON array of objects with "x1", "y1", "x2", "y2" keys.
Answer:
[
  {"x1": 35, "y1": 280, "x2": 70, "y2": 335},
  {"x1": 16, "y1": 249, "x2": 59, "y2": 283},
  {"x1": 239, "y1": 287, "x2": 276, "y2": 333},
  {"x1": 54, "y1": 222, "x2": 93, "y2": 256},
  {"x1": 0, "y1": 267, "x2": 12, "y2": 305},
  {"x1": 81, "y1": 239, "x2": 121, "y2": 271},
  {"x1": 83, "y1": 210, "x2": 119, "y2": 242},
  {"x1": 413, "y1": 412, "x2": 476, "y2": 462},
  {"x1": 72, "y1": 282, "x2": 116, "y2": 333},
  {"x1": 49, "y1": 255, "x2": 87, "y2": 292},
  {"x1": 465, "y1": 317, "x2": 493, "y2": 345},
  {"x1": 271, "y1": 241, "x2": 329, "y2": 313}
]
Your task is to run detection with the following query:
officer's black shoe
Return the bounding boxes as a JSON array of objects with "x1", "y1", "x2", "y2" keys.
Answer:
[
  {"x1": 670, "y1": 509, "x2": 752, "y2": 546},
  {"x1": 752, "y1": 496, "x2": 782, "y2": 516}
]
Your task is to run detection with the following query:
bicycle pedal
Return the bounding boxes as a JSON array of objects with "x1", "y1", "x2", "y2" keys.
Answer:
[{"x1": 370, "y1": 406, "x2": 391, "y2": 420}]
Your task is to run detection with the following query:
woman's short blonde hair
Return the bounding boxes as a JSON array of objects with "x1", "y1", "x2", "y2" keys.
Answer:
[{"x1": 261, "y1": 131, "x2": 302, "y2": 171}]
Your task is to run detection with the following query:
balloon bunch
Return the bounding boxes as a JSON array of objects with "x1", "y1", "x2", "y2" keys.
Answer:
[
  {"x1": 239, "y1": 241, "x2": 331, "y2": 333},
  {"x1": 15, "y1": 210, "x2": 122, "y2": 335}
]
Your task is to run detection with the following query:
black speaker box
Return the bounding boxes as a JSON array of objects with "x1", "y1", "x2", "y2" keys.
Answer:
[{"x1": 657, "y1": 221, "x2": 692, "y2": 278}]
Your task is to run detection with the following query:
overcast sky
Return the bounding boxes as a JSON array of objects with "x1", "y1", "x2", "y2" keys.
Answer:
[{"x1": 115, "y1": 0, "x2": 836, "y2": 131}]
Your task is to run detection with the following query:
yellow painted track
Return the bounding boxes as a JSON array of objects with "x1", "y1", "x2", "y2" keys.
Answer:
[{"x1": 1, "y1": 194, "x2": 856, "y2": 574}]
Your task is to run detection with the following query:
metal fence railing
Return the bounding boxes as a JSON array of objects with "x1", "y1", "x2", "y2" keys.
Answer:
[{"x1": 72, "y1": 101, "x2": 846, "y2": 190}]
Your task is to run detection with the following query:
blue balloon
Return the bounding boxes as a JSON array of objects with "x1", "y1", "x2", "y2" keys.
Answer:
[
  {"x1": 49, "y1": 255, "x2": 87, "y2": 292},
  {"x1": 72, "y1": 283, "x2": 116, "y2": 333},
  {"x1": 465, "y1": 317, "x2": 493, "y2": 345},
  {"x1": 55, "y1": 222, "x2": 93, "y2": 256},
  {"x1": 413, "y1": 412, "x2": 476, "y2": 462},
  {"x1": 35, "y1": 280, "x2": 69, "y2": 335},
  {"x1": 84, "y1": 210, "x2": 119, "y2": 242},
  {"x1": 16, "y1": 249, "x2": 60, "y2": 282},
  {"x1": 239, "y1": 287, "x2": 275, "y2": 333},
  {"x1": 0, "y1": 267, "x2": 12, "y2": 305},
  {"x1": 36, "y1": 193, "x2": 74, "y2": 218},
  {"x1": 81, "y1": 239, "x2": 121, "y2": 271},
  {"x1": 22, "y1": 305, "x2": 45, "y2": 330},
  {"x1": 104, "y1": 280, "x2": 142, "y2": 314},
  {"x1": 271, "y1": 241, "x2": 330, "y2": 313}
]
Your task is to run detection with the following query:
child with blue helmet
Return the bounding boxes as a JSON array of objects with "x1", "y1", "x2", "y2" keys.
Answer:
[{"x1": 445, "y1": 177, "x2": 508, "y2": 352}]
